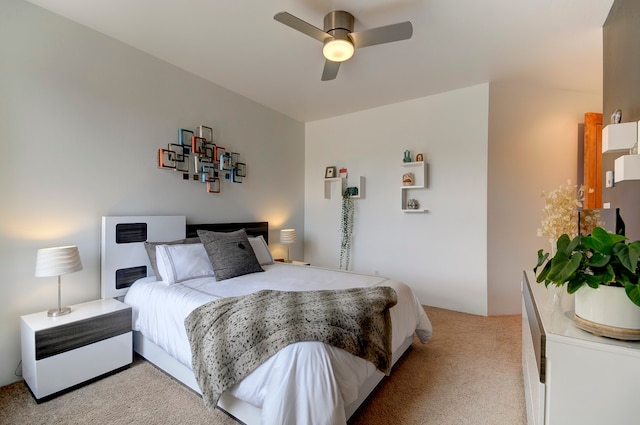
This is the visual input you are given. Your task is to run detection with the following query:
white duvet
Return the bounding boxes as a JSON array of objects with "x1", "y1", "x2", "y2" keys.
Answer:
[{"x1": 124, "y1": 263, "x2": 432, "y2": 425}]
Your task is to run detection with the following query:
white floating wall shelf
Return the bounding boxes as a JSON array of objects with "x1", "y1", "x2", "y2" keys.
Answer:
[
  {"x1": 323, "y1": 176, "x2": 365, "y2": 199},
  {"x1": 401, "y1": 161, "x2": 428, "y2": 212},
  {"x1": 602, "y1": 121, "x2": 638, "y2": 153},
  {"x1": 614, "y1": 154, "x2": 640, "y2": 182}
]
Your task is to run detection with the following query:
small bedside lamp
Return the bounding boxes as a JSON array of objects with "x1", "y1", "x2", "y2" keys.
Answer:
[
  {"x1": 280, "y1": 229, "x2": 297, "y2": 263},
  {"x1": 35, "y1": 246, "x2": 82, "y2": 317}
]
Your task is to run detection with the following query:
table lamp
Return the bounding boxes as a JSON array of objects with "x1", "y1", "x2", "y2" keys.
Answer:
[
  {"x1": 35, "y1": 245, "x2": 83, "y2": 317},
  {"x1": 280, "y1": 229, "x2": 297, "y2": 263}
]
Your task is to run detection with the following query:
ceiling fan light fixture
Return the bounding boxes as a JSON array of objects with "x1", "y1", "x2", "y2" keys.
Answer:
[{"x1": 323, "y1": 38, "x2": 354, "y2": 62}]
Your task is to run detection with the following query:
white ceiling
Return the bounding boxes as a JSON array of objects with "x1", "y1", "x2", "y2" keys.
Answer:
[{"x1": 25, "y1": 0, "x2": 614, "y2": 122}]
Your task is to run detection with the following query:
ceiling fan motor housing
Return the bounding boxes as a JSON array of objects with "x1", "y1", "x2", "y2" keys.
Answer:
[{"x1": 324, "y1": 10, "x2": 354, "y2": 36}]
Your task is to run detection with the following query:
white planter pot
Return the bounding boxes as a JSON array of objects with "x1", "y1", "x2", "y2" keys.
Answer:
[{"x1": 575, "y1": 285, "x2": 640, "y2": 330}]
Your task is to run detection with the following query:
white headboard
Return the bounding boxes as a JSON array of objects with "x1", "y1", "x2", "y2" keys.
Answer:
[{"x1": 101, "y1": 216, "x2": 186, "y2": 299}]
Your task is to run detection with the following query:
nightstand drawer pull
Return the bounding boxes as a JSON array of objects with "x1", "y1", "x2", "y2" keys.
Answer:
[{"x1": 35, "y1": 308, "x2": 132, "y2": 360}]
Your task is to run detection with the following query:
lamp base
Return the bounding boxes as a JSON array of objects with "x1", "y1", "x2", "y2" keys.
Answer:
[{"x1": 48, "y1": 307, "x2": 71, "y2": 317}]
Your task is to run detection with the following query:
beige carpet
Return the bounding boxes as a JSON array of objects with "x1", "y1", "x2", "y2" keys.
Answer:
[{"x1": 0, "y1": 306, "x2": 526, "y2": 425}]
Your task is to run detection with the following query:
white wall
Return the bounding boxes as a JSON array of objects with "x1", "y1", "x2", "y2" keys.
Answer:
[
  {"x1": 305, "y1": 81, "x2": 603, "y2": 318},
  {"x1": 305, "y1": 85, "x2": 490, "y2": 315},
  {"x1": 0, "y1": 0, "x2": 304, "y2": 387},
  {"x1": 486, "y1": 81, "x2": 602, "y2": 315}
]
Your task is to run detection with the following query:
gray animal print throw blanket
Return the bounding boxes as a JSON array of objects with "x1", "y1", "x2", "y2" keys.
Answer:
[{"x1": 185, "y1": 286, "x2": 398, "y2": 410}]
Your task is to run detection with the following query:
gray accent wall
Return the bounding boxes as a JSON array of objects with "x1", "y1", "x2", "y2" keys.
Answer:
[{"x1": 603, "y1": 0, "x2": 640, "y2": 240}]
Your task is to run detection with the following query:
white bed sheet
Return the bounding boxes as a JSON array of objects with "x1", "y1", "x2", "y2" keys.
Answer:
[{"x1": 124, "y1": 263, "x2": 432, "y2": 425}]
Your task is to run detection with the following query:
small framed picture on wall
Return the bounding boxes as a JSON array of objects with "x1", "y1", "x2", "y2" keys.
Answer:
[{"x1": 325, "y1": 166, "x2": 336, "y2": 178}]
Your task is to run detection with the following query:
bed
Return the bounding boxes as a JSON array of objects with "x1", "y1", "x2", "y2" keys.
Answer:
[{"x1": 100, "y1": 216, "x2": 432, "y2": 425}]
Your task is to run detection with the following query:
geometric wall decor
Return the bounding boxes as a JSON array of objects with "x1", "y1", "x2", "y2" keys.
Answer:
[{"x1": 157, "y1": 125, "x2": 246, "y2": 194}]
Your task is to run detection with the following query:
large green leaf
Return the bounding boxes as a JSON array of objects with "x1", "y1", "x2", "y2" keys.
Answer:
[
  {"x1": 590, "y1": 264, "x2": 615, "y2": 284},
  {"x1": 535, "y1": 260, "x2": 552, "y2": 284},
  {"x1": 555, "y1": 234, "x2": 572, "y2": 254},
  {"x1": 567, "y1": 275, "x2": 588, "y2": 293},
  {"x1": 585, "y1": 252, "x2": 608, "y2": 267},
  {"x1": 613, "y1": 243, "x2": 635, "y2": 273},
  {"x1": 582, "y1": 227, "x2": 626, "y2": 255},
  {"x1": 534, "y1": 249, "x2": 549, "y2": 274},
  {"x1": 582, "y1": 227, "x2": 611, "y2": 254},
  {"x1": 547, "y1": 253, "x2": 583, "y2": 284},
  {"x1": 624, "y1": 282, "x2": 640, "y2": 307},
  {"x1": 580, "y1": 272, "x2": 603, "y2": 289},
  {"x1": 628, "y1": 241, "x2": 640, "y2": 271}
]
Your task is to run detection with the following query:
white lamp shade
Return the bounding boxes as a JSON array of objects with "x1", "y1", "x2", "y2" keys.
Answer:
[
  {"x1": 35, "y1": 246, "x2": 83, "y2": 277},
  {"x1": 280, "y1": 229, "x2": 297, "y2": 244}
]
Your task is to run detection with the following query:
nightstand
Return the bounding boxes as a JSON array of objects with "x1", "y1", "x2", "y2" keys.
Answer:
[{"x1": 20, "y1": 298, "x2": 132, "y2": 402}]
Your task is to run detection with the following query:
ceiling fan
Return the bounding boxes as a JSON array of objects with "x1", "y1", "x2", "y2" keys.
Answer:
[{"x1": 274, "y1": 10, "x2": 413, "y2": 81}]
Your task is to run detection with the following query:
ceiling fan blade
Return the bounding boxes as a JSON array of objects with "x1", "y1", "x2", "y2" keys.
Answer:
[
  {"x1": 321, "y1": 60, "x2": 341, "y2": 81},
  {"x1": 350, "y1": 21, "x2": 413, "y2": 48},
  {"x1": 274, "y1": 11, "x2": 331, "y2": 43}
]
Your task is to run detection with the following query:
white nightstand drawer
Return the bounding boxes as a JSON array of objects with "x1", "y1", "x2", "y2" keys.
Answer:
[{"x1": 26, "y1": 332, "x2": 132, "y2": 400}]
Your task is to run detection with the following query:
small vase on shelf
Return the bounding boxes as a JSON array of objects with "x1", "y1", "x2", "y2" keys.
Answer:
[{"x1": 402, "y1": 172, "x2": 414, "y2": 186}]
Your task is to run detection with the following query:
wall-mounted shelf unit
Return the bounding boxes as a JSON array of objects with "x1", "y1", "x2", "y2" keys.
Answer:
[
  {"x1": 401, "y1": 161, "x2": 428, "y2": 212},
  {"x1": 602, "y1": 121, "x2": 638, "y2": 153},
  {"x1": 614, "y1": 154, "x2": 640, "y2": 182},
  {"x1": 324, "y1": 176, "x2": 365, "y2": 199}
]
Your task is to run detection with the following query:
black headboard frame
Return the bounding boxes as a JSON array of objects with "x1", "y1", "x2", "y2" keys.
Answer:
[{"x1": 186, "y1": 221, "x2": 269, "y2": 243}]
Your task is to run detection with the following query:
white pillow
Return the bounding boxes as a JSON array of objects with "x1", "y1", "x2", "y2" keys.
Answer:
[
  {"x1": 248, "y1": 235, "x2": 274, "y2": 265},
  {"x1": 155, "y1": 243, "x2": 215, "y2": 285}
]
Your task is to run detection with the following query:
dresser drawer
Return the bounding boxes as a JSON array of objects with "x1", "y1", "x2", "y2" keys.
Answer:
[{"x1": 35, "y1": 307, "x2": 131, "y2": 360}]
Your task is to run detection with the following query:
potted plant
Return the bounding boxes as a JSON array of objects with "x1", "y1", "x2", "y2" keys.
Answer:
[
  {"x1": 535, "y1": 226, "x2": 640, "y2": 338},
  {"x1": 339, "y1": 189, "x2": 355, "y2": 270}
]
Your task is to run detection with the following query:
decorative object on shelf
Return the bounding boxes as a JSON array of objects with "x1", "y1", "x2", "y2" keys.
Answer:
[
  {"x1": 536, "y1": 181, "x2": 593, "y2": 310},
  {"x1": 156, "y1": 125, "x2": 247, "y2": 194},
  {"x1": 340, "y1": 189, "x2": 355, "y2": 270},
  {"x1": 280, "y1": 229, "x2": 297, "y2": 263},
  {"x1": 407, "y1": 198, "x2": 419, "y2": 209},
  {"x1": 339, "y1": 167, "x2": 348, "y2": 178},
  {"x1": 35, "y1": 246, "x2": 83, "y2": 317},
  {"x1": 534, "y1": 227, "x2": 640, "y2": 339},
  {"x1": 611, "y1": 108, "x2": 622, "y2": 124},
  {"x1": 416, "y1": 153, "x2": 424, "y2": 162},
  {"x1": 325, "y1": 166, "x2": 336, "y2": 178},
  {"x1": 346, "y1": 186, "x2": 358, "y2": 196},
  {"x1": 400, "y1": 159, "x2": 427, "y2": 212},
  {"x1": 403, "y1": 150, "x2": 412, "y2": 162},
  {"x1": 536, "y1": 180, "x2": 588, "y2": 249},
  {"x1": 402, "y1": 172, "x2": 414, "y2": 186}
]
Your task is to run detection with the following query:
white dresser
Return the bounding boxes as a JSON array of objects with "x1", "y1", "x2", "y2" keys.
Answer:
[{"x1": 522, "y1": 271, "x2": 640, "y2": 425}]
